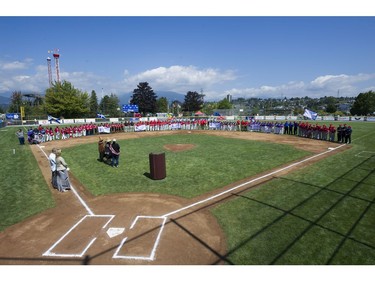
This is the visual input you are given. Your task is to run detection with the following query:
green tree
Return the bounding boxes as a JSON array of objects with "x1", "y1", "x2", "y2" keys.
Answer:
[
  {"x1": 323, "y1": 96, "x2": 337, "y2": 114},
  {"x1": 171, "y1": 100, "x2": 182, "y2": 116},
  {"x1": 0, "y1": 104, "x2": 6, "y2": 113},
  {"x1": 45, "y1": 81, "x2": 90, "y2": 118},
  {"x1": 130, "y1": 82, "x2": 158, "y2": 115},
  {"x1": 99, "y1": 93, "x2": 120, "y2": 117},
  {"x1": 182, "y1": 91, "x2": 204, "y2": 113},
  {"x1": 202, "y1": 102, "x2": 217, "y2": 116},
  {"x1": 157, "y1": 97, "x2": 169, "y2": 113},
  {"x1": 326, "y1": 103, "x2": 337, "y2": 113},
  {"x1": 89, "y1": 90, "x2": 99, "y2": 117},
  {"x1": 217, "y1": 98, "x2": 232, "y2": 109},
  {"x1": 350, "y1": 90, "x2": 375, "y2": 115},
  {"x1": 8, "y1": 91, "x2": 23, "y2": 113}
]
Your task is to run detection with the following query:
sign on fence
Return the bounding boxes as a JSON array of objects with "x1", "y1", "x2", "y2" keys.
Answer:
[{"x1": 123, "y1": 104, "x2": 139, "y2": 113}]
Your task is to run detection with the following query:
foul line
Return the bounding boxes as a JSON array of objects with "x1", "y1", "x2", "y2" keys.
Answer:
[
  {"x1": 37, "y1": 144, "x2": 94, "y2": 216},
  {"x1": 162, "y1": 143, "x2": 347, "y2": 217}
]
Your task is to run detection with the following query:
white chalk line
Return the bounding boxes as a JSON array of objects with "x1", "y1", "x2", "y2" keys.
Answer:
[
  {"x1": 38, "y1": 145, "x2": 121, "y2": 259},
  {"x1": 38, "y1": 140, "x2": 347, "y2": 261},
  {"x1": 162, "y1": 143, "x2": 347, "y2": 218},
  {"x1": 38, "y1": 144, "x2": 165, "y2": 261},
  {"x1": 43, "y1": 215, "x2": 115, "y2": 257},
  {"x1": 37, "y1": 144, "x2": 94, "y2": 216},
  {"x1": 113, "y1": 216, "x2": 167, "y2": 260}
]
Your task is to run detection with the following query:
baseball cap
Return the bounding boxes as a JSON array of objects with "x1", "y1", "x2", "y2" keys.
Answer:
[{"x1": 113, "y1": 139, "x2": 116, "y2": 142}]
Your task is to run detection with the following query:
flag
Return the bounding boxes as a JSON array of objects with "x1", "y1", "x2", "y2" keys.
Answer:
[
  {"x1": 47, "y1": 115, "x2": 61, "y2": 124},
  {"x1": 97, "y1": 113, "x2": 106, "y2": 119},
  {"x1": 303, "y1": 109, "x2": 318, "y2": 120}
]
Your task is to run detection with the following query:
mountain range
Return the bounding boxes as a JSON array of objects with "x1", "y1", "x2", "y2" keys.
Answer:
[{"x1": 0, "y1": 95, "x2": 10, "y2": 106}]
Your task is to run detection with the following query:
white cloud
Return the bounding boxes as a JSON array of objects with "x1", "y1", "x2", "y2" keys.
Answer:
[
  {"x1": 0, "y1": 58, "x2": 33, "y2": 70},
  {"x1": 223, "y1": 81, "x2": 306, "y2": 100},
  {"x1": 221, "y1": 73, "x2": 375, "y2": 100},
  {"x1": 305, "y1": 73, "x2": 375, "y2": 96},
  {"x1": 122, "y1": 65, "x2": 236, "y2": 93},
  {"x1": 0, "y1": 56, "x2": 374, "y2": 102}
]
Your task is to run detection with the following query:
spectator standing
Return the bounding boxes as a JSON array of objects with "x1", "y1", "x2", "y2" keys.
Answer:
[{"x1": 15, "y1": 129, "x2": 25, "y2": 145}]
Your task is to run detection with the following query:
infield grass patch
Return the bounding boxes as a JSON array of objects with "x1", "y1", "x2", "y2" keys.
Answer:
[{"x1": 64, "y1": 134, "x2": 310, "y2": 197}]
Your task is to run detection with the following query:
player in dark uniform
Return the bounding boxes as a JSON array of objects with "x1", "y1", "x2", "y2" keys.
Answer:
[
  {"x1": 345, "y1": 126, "x2": 352, "y2": 144},
  {"x1": 337, "y1": 125, "x2": 342, "y2": 142}
]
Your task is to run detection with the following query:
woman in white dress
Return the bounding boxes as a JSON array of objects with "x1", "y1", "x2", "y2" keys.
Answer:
[{"x1": 55, "y1": 149, "x2": 71, "y2": 192}]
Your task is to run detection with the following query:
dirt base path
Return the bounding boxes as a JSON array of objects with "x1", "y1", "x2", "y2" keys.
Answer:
[{"x1": 0, "y1": 130, "x2": 348, "y2": 265}]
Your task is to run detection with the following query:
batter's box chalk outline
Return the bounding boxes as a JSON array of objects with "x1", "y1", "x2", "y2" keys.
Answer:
[
  {"x1": 355, "y1": 151, "x2": 375, "y2": 158},
  {"x1": 43, "y1": 214, "x2": 115, "y2": 258},
  {"x1": 113, "y1": 216, "x2": 167, "y2": 261}
]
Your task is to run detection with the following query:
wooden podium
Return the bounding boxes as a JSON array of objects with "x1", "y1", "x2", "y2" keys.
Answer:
[{"x1": 149, "y1": 152, "x2": 166, "y2": 180}]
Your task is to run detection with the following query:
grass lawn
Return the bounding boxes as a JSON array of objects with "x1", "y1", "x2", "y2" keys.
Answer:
[
  {"x1": 1, "y1": 121, "x2": 374, "y2": 265},
  {"x1": 0, "y1": 127, "x2": 54, "y2": 231},
  {"x1": 211, "y1": 121, "x2": 375, "y2": 264},
  {"x1": 64, "y1": 134, "x2": 310, "y2": 197}
]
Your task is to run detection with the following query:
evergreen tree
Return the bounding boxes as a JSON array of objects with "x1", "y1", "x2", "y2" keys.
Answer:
[
  {"x1": 89, "y1": 90, "x2": 99, "y2": 117},
  {"x1": 182, "y1": 91, "x2": 204, "y2": 113},
  {"x1": 9, "y1": 91, "x2": 23, "y2": 113},
  {"x1": 99, "y1": 93, "x2": 120, "y2": 117},
  {"x1": 130, "y1": 82, "x2": 158, "y2": 115},
  {"x1": 350, "y1": 90, "x2": 375, "y2": 115},
  {"x1": 157, "y1": 97, "x2": 169, "y2": 113}
]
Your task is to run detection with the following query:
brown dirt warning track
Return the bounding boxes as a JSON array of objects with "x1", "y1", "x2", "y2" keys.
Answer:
[{"x1": 0, "y1": 130, "x2": 349, "y2": 265}]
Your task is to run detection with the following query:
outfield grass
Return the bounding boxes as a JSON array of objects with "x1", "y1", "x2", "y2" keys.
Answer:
[
  {"x1": 211, "y1": 121, "x2": 375, "y2": 264},
  {"x1": 1, "y1": 121, "x2": 374, "y2": 265},
  {"x1": 0, "y1": 127, "x2": 54, "y2": 232}
]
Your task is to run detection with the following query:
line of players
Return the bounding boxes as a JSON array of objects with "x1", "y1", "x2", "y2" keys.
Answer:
[
  {"x1": 245, "y1": 120, "x2": 352, "y2": 143},
  {"x1": 24, "y1": 119, "x2": 352, "y2": 145}
]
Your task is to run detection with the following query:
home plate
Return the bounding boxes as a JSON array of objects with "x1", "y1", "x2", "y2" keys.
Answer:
[{"x1": 107, "y1": 227, "x2": 125, "y2": 238}]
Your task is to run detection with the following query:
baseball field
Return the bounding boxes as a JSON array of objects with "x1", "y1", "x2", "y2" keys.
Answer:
[{"x1": 0, "y1": 121, "x2": 374, "y2": 266}]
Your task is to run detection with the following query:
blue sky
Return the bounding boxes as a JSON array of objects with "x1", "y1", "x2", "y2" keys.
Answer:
[{"x1": 1, "y1": 2, "x2": 374, "y2": 101}]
